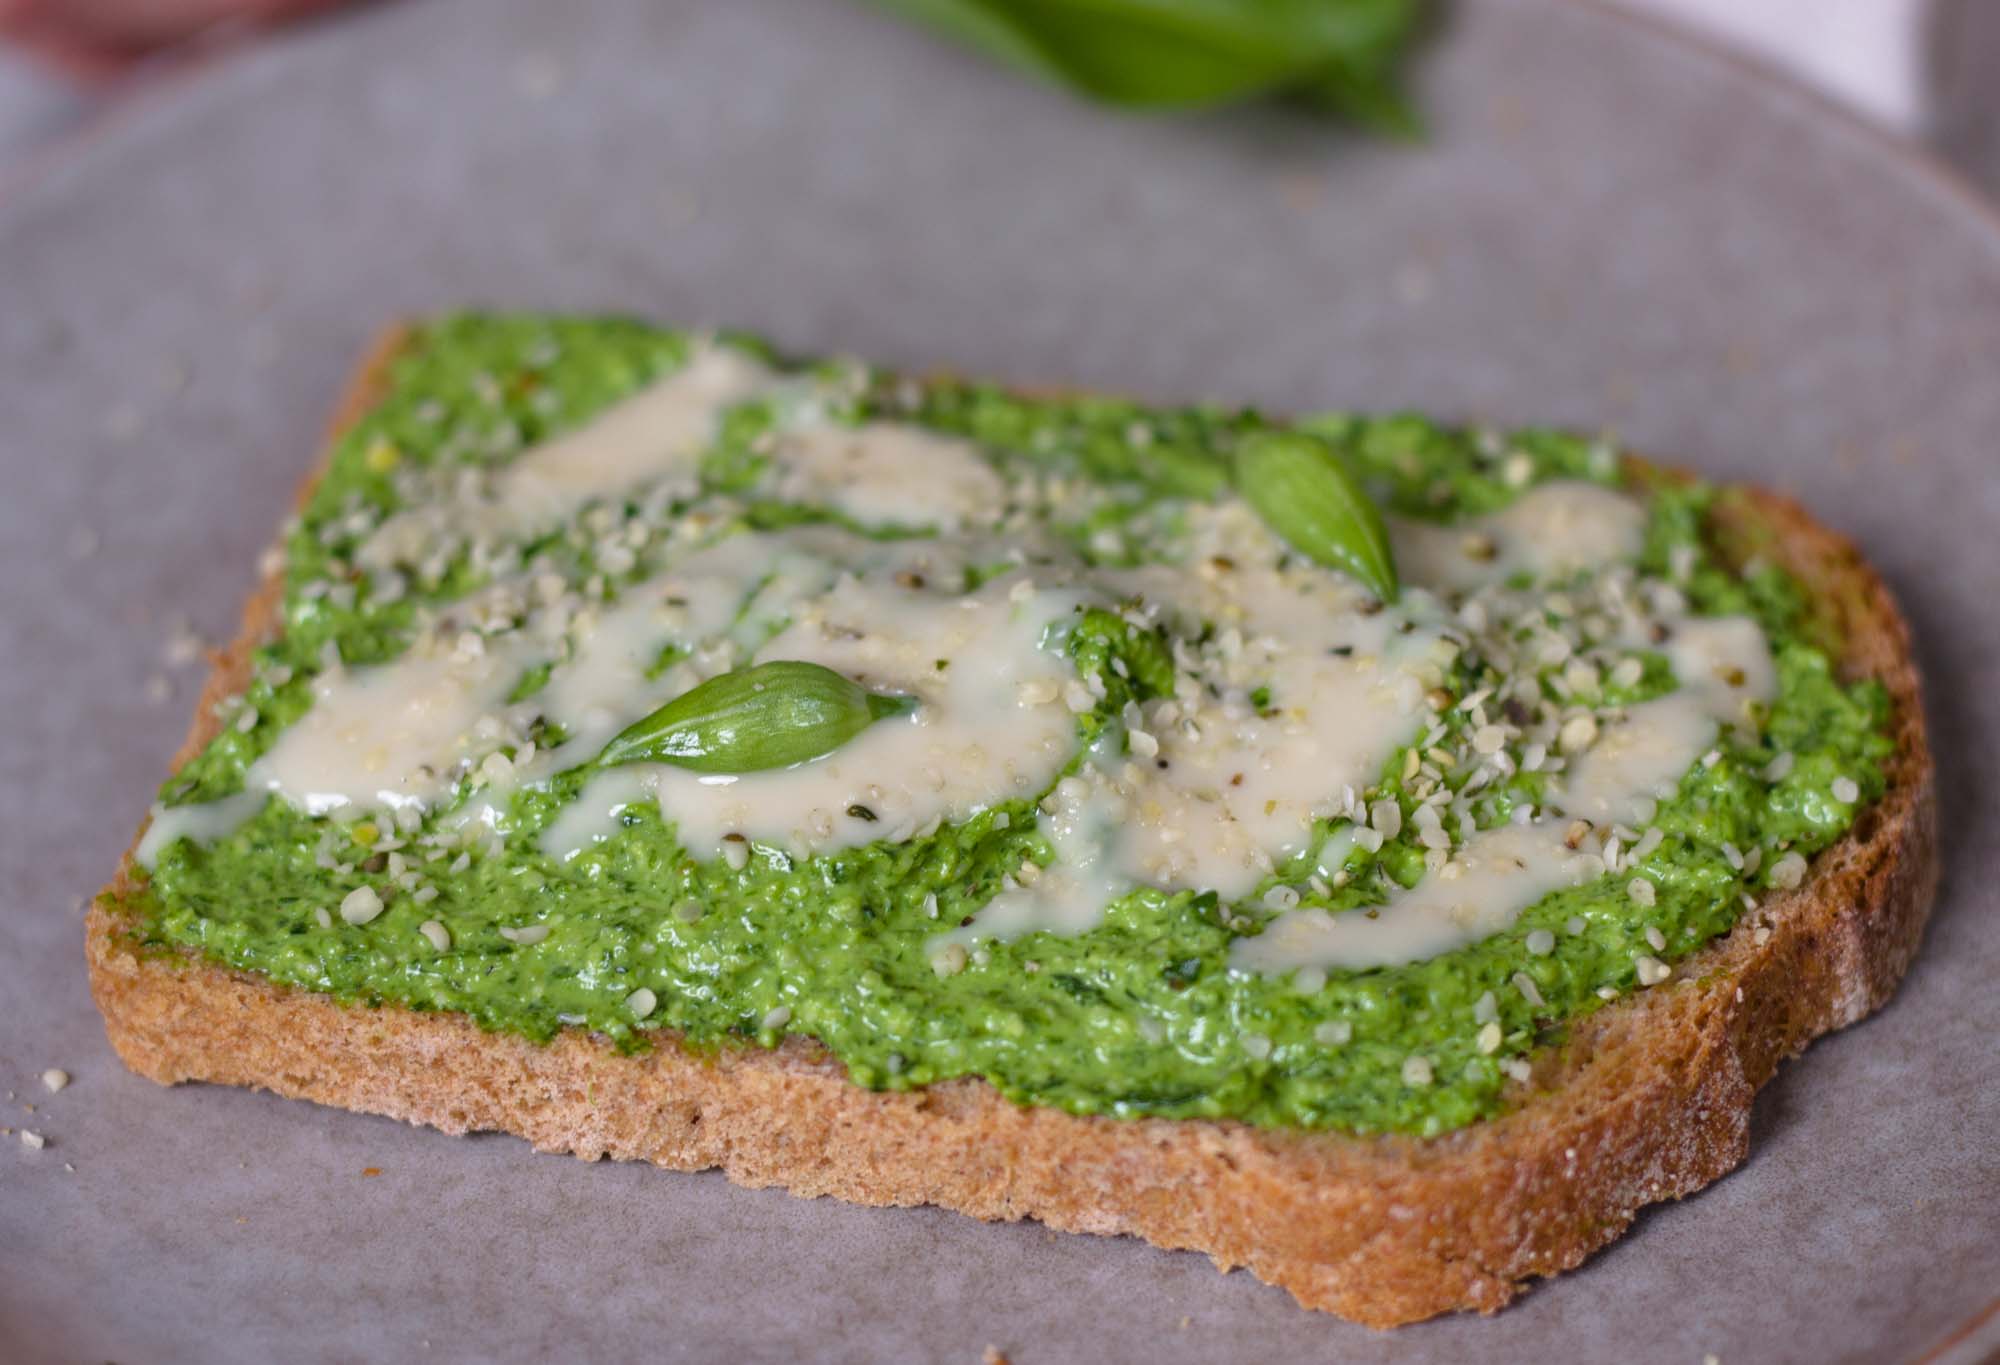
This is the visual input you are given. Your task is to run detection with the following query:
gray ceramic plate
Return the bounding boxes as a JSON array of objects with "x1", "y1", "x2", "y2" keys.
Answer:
[{"x1": 3, "y1": 1, "x2": 1997, "y2": 1361}]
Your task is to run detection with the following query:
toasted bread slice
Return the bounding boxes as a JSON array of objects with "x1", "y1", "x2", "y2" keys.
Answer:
[{"x1": 87, "y1": 327, "x2": 1937, "y2": 1328}]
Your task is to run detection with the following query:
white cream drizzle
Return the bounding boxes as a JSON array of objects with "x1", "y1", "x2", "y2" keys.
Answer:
[
  {"x1": 946, "y1": 487, "x2": 1649, "y2": 949},
  {"x1": 1390, "y1": 481, "x2": 1647, "y2": 593},
  {"x1": 142, "y1": 525, "x2": 873, "y2": 863},
  {"x1": 549, "y1": 572, "x2": 1087, "y2": 861},
  {"x1": 768, "y1": 422, "x2": 1007, "y2": 532},
  {"x1": 257, "y1": 646, "x2": 523, "y2": 816},
  {"x1": 1229, "y1": 614, "x2": 1774, "y2": 974},
  {"x1": 991, "y1": 505, "x2": 1451, "y2": 906},
  {"x1": 358, "y1": 345, "x2": 776, "y2": 573},
  {"x1": 136, "y1": 790, "x2": 267, "y2": 867}
]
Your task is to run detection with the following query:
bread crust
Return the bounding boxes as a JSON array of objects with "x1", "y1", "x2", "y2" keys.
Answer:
[{"x1": 86, "y1": 330, "x2": 1938, "y2": 1328}]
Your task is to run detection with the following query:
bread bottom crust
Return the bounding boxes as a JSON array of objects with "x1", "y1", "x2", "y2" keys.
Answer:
[{"x1": 88, "y1": 332, "x2": 1938, "y2": 1327}]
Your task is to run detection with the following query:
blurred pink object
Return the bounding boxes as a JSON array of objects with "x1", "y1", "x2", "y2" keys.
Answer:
[{"x1": 0, "y1": 0, "x2": 350, "y2": 79}]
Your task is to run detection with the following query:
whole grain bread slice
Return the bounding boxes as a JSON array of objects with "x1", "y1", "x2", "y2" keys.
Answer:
[{"x1": 86, "y1": 329, "x2": 1938, "y2": 1328}]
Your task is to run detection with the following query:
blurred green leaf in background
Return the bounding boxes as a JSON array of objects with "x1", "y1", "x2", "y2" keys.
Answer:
[{"x1": 868, "y1": 0, "x2": 1430, "y2": 132}]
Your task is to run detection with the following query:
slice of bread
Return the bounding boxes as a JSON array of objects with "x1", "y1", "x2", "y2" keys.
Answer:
[{"x1": 86, "y1": 328, "x2": 1937, "y2": 1328}]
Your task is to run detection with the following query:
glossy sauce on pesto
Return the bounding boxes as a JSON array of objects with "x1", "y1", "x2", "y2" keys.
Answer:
[{"x1": 130, "y1": 316, "x2": 1891, "y2": 1137}]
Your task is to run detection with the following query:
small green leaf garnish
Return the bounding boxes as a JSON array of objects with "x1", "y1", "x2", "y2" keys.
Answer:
[
  {"x1": 1234, "y1": 431, "x2": 1398, "y2": 601},
  {"x1": 597, "y1": 661, "x2": 917, "y2": 774}
]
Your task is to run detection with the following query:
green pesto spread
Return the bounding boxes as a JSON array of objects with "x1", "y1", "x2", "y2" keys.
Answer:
[{"x1": 127, "y1": 315, "x2": 1892, "y2": 1138}]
